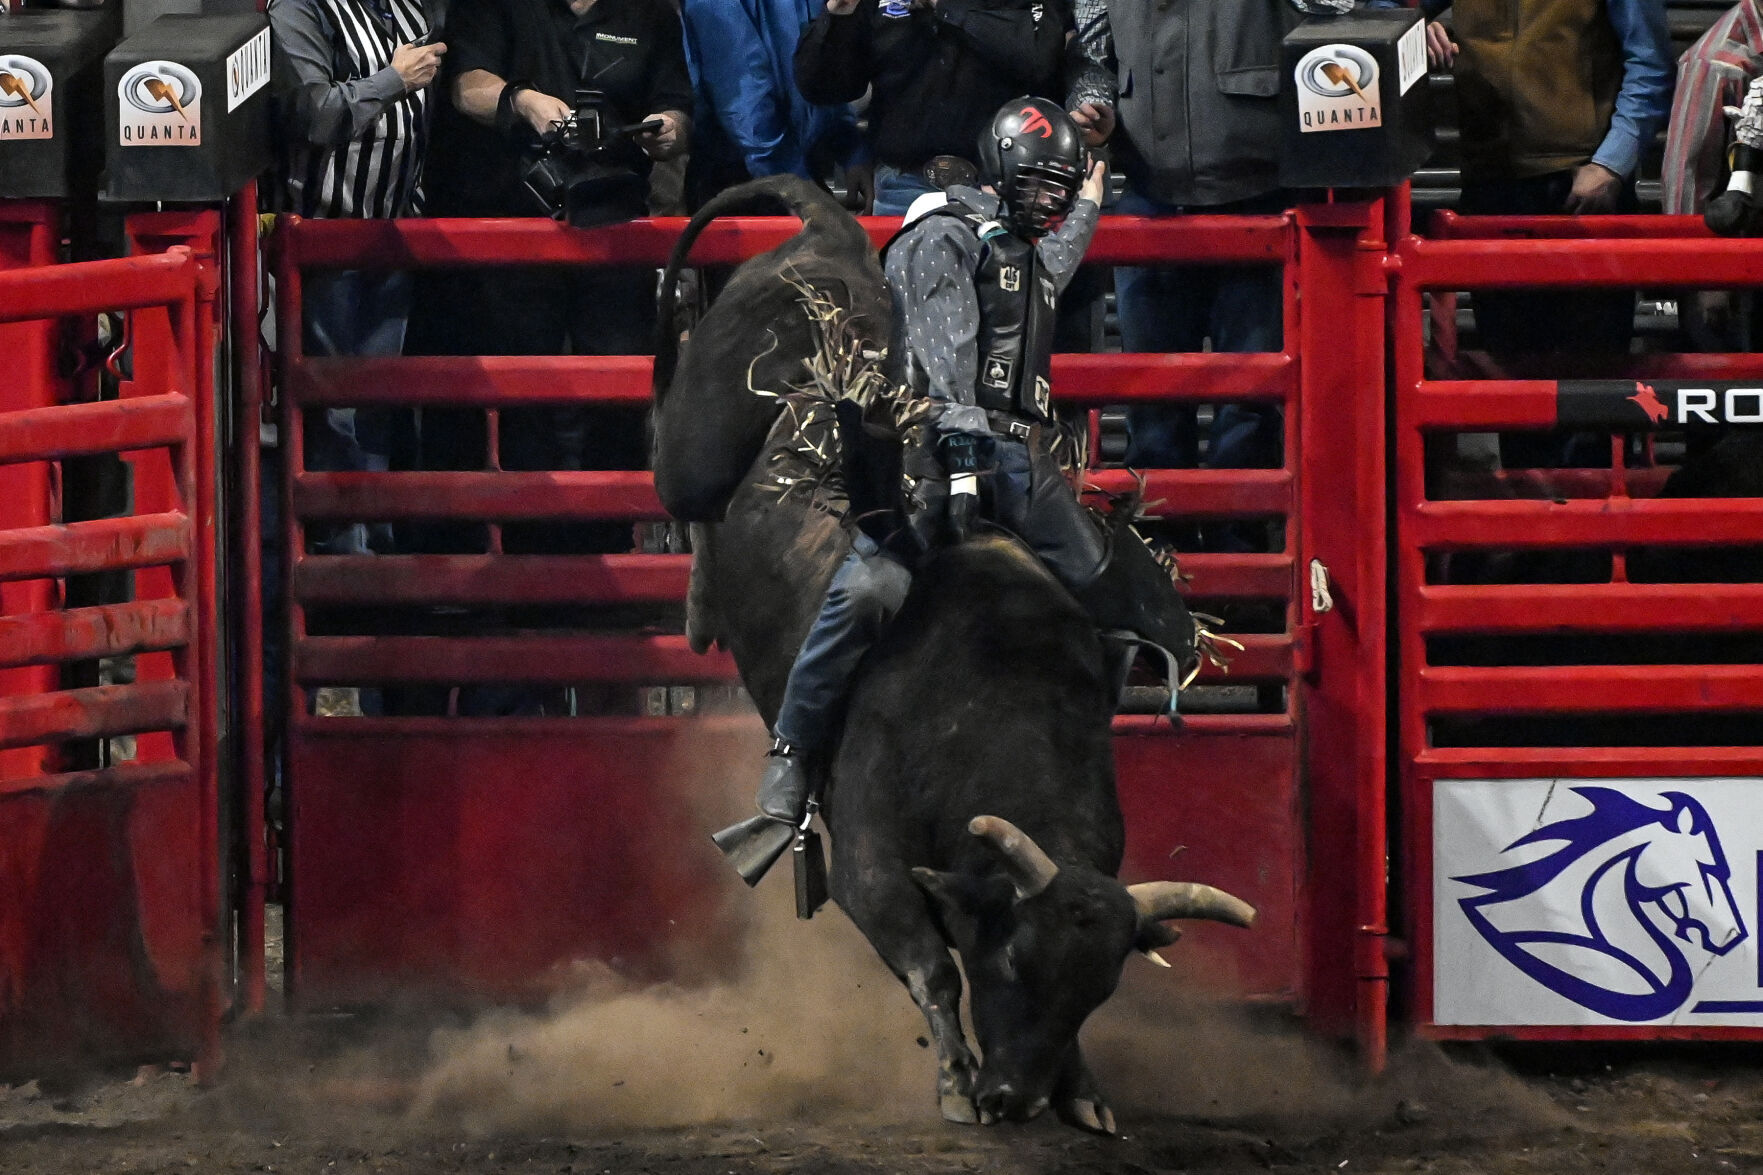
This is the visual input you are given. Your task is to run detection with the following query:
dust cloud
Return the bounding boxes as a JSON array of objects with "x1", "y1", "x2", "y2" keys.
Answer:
[
  {"x1": 232, "y1": 724, "x2": 1558, "y2": 1143},
  {"x1": 408, "y1": 878, "x2": 928, "y2": 1133},
  {"x1": 1084, "y1": 966, "x2": 1566, "y2": 1139},
  {"x1": 406, "y1": 723, "x2": 928, "y2": 1134}
]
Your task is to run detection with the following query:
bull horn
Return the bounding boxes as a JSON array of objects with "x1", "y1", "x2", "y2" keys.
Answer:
[
  {"x1": 1127, "y1": 880, "x2": 1257, "y2": 929},
  {"x1": 968, "y1": 815, "x2": 1059, "y2": 901}
]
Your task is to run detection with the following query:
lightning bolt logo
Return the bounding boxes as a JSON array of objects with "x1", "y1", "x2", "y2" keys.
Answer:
[
  {"x1": 0, "y1": 71, "x2": 43, "y2": 116},
  {"x1": 144, "y1": 76, "x2": 189, "y2": 121}
]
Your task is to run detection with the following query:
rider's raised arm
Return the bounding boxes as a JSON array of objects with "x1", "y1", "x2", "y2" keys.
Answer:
[
  {"x1": 883, "y1": 219, "x2": 992, "y2": 436},
  {"x1": 1037, "y1": 194, "x2": 1098, "y2": 296}
]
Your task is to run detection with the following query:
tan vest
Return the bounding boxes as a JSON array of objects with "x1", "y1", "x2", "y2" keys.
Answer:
[{"x1": 1452, "y1": 0, "x2": 1623, "y2": 179}]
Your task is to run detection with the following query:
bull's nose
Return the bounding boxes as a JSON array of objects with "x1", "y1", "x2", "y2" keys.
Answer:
[{"x1": 976, "y1": 1080, "x2": 1048, "y2": 1123}]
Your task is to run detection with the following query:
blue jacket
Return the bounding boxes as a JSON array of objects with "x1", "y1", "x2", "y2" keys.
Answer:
[{"x1": 682, "y1": 0, "x2": 863, "y2": 179}]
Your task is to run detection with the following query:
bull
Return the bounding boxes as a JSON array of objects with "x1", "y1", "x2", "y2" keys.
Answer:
[{"x1": 651, "y1": 175, "x2": 1254, "y2": 1131}]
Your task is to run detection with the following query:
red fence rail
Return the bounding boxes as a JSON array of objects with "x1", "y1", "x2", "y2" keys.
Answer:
[{"x1": 0, "y1": 246, "x2": 223, "y2": 1077}]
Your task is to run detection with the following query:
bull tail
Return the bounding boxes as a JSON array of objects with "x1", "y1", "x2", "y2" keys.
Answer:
[{"x1": 653, "y1": 174, "x2": 870, "y2": 402}]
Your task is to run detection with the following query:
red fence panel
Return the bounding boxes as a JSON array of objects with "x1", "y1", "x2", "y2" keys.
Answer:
[
  {"x1": 273, "y1": 209, "x2": 1387, "y2": 1059},
  {"x1": 0, "y1": 247, "x2": 224, "y2": 1077},
  {"x1": 1390, "y1": 186, "x2": 1763, "y2": 1041}
]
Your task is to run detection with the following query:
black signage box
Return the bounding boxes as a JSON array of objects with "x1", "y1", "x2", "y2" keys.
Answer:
[
  {"x1": 101, "y1": 13, "x2": 270, "y2": 203},
  {"x1": 1279, "y1": 9, "x2": 1433, "y2": 190},
  {"x1": 0, "y1": 10, "x2": 120, "y2": 199}
]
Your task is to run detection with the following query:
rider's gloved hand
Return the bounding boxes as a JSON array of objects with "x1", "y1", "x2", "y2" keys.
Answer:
[
  {"x1": 936, "y1": 430, "x2": 994, "y2": 476},
  {"x1": 936, "y1": 432, "x2": 992, "y2": 544}
]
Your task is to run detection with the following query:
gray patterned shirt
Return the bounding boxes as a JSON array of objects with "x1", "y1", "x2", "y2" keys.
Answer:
[{"x1": 884, "y1": 187, "x2": 1099, "y2": 436}]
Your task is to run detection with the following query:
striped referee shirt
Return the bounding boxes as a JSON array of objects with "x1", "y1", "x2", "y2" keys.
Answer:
[
  {"x1": 268, "y1": 0, "x2": 437, "y2": 218},
  {"x1": 1662, "y1": 0, "x2": 1763, "y2": 215}
]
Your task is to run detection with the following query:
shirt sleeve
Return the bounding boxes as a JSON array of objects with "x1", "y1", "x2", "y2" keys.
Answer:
[
  {"x1": 445, "y1": 0, "x2": 512, "y2": 81},
  {"x1": 269, "y1": 0, "x2": 407, "y2": 147},
  {"x1": 1064, "y1": 0, "x2": 1116, "y2": 112},
  {"x1": 1661, "y1": 31, "x2": 1748, "y2": 214},
  {"x1": 1592, "y1": 0, "x2": 1675, "y2": 179},
  {"x1": 885, "y1": 220, "x2": 991, "y2": 435},
  {"x1": 795, "y1": 0, "x2": 872, "y2": 104},
  {"x1": 683, "y1": 0, "x2": 803, "y2": 176},
  {"x1": 934, "y1": 0, "x2": 1066, "y2": 94},
  {"x1": 1036, "y1": 196, "x2": 1098, "y2": 294},
  {"x1": 643, "y1": 4, "x2": 696, "y2": 118}
]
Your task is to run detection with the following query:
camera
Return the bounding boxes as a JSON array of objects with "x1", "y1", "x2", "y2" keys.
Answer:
[{"x1": 519, "y1": 89, "x2": 659, "y2": 228}]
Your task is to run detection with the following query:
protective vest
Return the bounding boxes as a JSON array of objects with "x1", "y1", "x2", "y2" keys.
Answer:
[{"x1": 893, "y1": 197, "x2": 1059, "y2": 422}]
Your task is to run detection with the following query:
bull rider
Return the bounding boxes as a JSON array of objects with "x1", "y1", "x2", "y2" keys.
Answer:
[{"x1": 752, "y1": 96, "x2": 1176, "y2": 829}]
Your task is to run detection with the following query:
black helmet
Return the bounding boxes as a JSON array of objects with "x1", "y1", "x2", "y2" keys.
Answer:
[{"x1": 977, "y1": 96, "x2": 1085, "y2": 238}]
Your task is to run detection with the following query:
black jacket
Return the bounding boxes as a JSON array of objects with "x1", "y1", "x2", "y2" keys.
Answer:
[
  {"x1": 428, "y1": 0, "x2": 692, "y2": 216},
  {"x1": 794, "y1": 0, "x2": 1066, "y2": 172}
]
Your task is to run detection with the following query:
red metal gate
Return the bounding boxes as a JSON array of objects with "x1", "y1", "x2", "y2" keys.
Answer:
[
  {"x1": 274, "y1": 205, "x2": 1388, "y2": 1056},
  {"x1": 1391, "y1": 187, "x2": 1763, "y2": 1039},
  {"x1": 0, "y1": 246, "x2": 224, "y2": 1076}
]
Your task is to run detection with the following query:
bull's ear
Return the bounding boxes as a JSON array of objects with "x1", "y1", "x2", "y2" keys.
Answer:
[
  {"x1": 1134, "y1": 920, "x2": 1182, "y2": 953},
  {"x1": 911, "y1": 866, "x2": 968, "y2": 914}
]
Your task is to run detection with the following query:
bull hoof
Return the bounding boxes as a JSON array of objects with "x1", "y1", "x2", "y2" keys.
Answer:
[
  {"x1": 940, "y1": 1092, "x2": 979, "y2": 1124},
  {"x1": 1056, "y1": 1097, "x2": 1116, "y2": 1135}
]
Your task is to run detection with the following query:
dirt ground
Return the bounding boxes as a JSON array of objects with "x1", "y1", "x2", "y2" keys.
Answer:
[
  {"x1": 3, "y1": 897, "x2": 1760, "y2": 1175},
  {"x1": 1, "y1": 1029, "x2": 1759, "y2": 1174}
]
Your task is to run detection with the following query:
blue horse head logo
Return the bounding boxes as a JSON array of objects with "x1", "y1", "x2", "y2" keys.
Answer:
[{"x1": 1454, "y1": 787, "x2": 1747, "y2": 1021}]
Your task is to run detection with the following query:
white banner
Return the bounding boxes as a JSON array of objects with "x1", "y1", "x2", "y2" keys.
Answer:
[
  {"x1": 1434, "y1": 777, "x2": 1763, "y2": 1026},
  {"x1": 226, "y1": 27, "x2": 270, "y2": 113}
]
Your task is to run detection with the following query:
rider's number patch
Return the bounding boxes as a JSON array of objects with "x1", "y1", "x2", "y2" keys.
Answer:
[{"x1": 999, "y1": 265, "x2": 1021, "y2": 293}]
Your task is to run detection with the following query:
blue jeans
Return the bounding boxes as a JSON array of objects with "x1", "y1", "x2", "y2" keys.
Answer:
[
  {"x1": 771, "y1": 437, "x2": 1107, "y2": 749},
  {"x1": 302, "y1": 268, "x2": 409, "y2": 554},
  {"x1": 872, "y1": 164, "x2": 940, "y2": 218},
  {"x1": 1114, "y1": 189, "x2": 1285, "y2": 470},
  {"x1": 773, "y1": 531, "x2": 914, "y2": 749}
]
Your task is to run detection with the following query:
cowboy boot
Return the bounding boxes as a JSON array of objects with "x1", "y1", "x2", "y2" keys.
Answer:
[{"x1": 755, "y1": 734, "x2": 811, "y2": 824}]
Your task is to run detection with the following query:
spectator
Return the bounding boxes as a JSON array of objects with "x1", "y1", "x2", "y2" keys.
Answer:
[
  {"x1": 1420, "y1": 0, "x2": 1673, "y2": 364},
  {"x1": 268, "y1": 0, "x2": 445, "y2": 553},
  {"x1": 418, "y1": 0, "x2": 692, "y2": 551},
  {"x1": 794, "y1": 0, "x2": 1067, "y2": 216},
  {"x1": 1066, "y1": 1, "x2": 1328, "y2": 472},
  {"x1": 1662, "y1": 0, "x2": 1763, "y2": 352},
  {"x1": 681, "y1": 0, "x2": 868, "y2": 209}
]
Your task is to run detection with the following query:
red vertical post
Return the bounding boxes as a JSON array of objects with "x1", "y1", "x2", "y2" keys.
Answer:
[
  {"x1": 1294, "y1": 195, "x2": 1390, "y2": 1067},
  {"x1": 124, "y1": 211, "x2": 227, "y2": 1076},
  {"x1": 230, "y1": 185, "x2": 268, "y2": 1017}
]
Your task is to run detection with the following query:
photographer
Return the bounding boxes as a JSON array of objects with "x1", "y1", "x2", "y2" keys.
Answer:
[{"x1": 417, "y1": 0, "x2": 691, "y2": 551}]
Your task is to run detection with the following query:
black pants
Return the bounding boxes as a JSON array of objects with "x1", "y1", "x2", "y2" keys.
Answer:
[{"x1": 408, "y1": 264, "x2": 655, "y2": 552}]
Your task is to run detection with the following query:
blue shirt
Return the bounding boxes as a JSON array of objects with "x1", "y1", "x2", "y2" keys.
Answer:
[
  {"x1": 681, "y1": 0, "x2": 863, "y2": 179},
  {"x1": 1411, "y1": 0, "x2": 1673, "y2": 178}
]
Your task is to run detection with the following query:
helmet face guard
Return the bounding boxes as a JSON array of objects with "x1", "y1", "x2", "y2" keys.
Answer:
[
  {"x1": 979, "y1": 97, "x2": 1086, "y2": 239},
  {"x1": 1005, "y1": 161, "x2": 1081, "y2": 236}
]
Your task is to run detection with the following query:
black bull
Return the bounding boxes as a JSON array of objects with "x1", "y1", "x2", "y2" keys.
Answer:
[{"x1": 651, "y1": 175, "x2": 1255, "y2": 1131}]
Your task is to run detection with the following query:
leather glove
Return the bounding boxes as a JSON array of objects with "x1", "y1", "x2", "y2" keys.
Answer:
[{"x1": 936, "y1": 430, "x2": 994, "y2": 477}]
